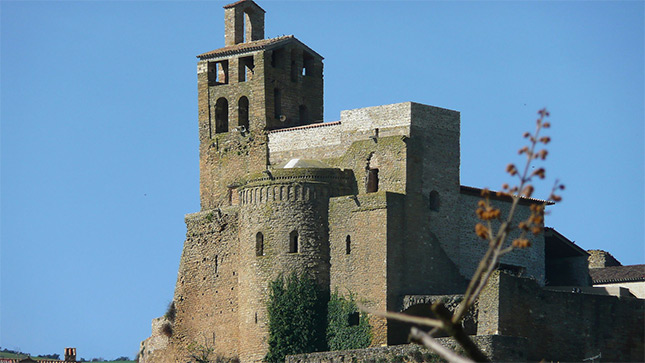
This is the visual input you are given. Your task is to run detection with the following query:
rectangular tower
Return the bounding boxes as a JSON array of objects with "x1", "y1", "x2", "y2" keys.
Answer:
[{"x1": 196, "y1": 0, "x2": 324, "y2": 210}]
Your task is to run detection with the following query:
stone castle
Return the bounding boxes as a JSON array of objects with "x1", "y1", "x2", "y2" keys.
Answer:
[{"x1": 140, "y1": 1, "x2": 644, "y2": 362}]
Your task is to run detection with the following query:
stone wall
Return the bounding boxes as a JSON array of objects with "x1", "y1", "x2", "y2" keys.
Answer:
[
  {"x1": 198, "y1": 60, "x2": 270, "y2": 210},
  {"x1": 588, "y1": 249, "x2": 622, "y2": 268},
  {"x1": 328, "y1": 192, "x2": 396, "y2": 346},
  {"x1": 286, "y1": 336, "x2": 528, "y2": 363},
  {"x1": 175, "y1": 209, "x2": 241, "y2": 361},
  {"x1": 399, "y1": 104, "x2": 465, "y2": 297},
  {"x1": 268, "y1": 102, "x2": 417, "y2": 166},
  {"x1": 458, "y1": 191, "x2": 545, "y2": 283},
  {"x1": 546, "y1": 255, "x2": 591, "y2": 286},
  {"x1": 478, "y1": 271, "x2": 644, "y2": 362}
]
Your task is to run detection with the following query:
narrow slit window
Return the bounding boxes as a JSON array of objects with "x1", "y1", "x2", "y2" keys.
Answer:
[
  {"x1": 215, "y1": 97, "x2": 229, "y2": 133},
  {"x1": 348, "y1": 312, "x2": 360, "y2": 326},
  {"x1": 256, "y1": 232, "x2": 264, "y2": 256},
  {"x1": 274, "y1": 88, "x2": 282, "y2": 119},
  {"x1": 345, "y1": 235, "x2": 351, "y2": 255},
  {"x1": 289, "y1": 230, "x2": 298, "y2": 253},
  {"x1": 290, "y1": 49, "x2": 298, "y2": 82},
  {"x1": 298, "y1": 105, "x2": 308, "y2": 125},
  {"x1": 271, "y1": 48, "x2": 285, "y2": 68},
  {"x1": 429, "y1": 190, "x2": 440, "y2": 211},
  {"x1": 366, "y1": 168, "x2": 379, "y2": 193},
  {"x1": 303, "y1": 52, "x2": 314, "y2": 76},
  {"x1": 238, "y1": 96, "x2": 249, "y2": 131}
]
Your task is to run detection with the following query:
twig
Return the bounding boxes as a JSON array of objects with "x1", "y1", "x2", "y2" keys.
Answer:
[
  {"x1": 358, "y1": 303, "x2": 443, "y2": 329},
  {"x1": 410, "y1": 327, "x2": 474, "y2": 363},
  {"x1": 431, "y1": 304, "x2": 488, "y2": 362}
]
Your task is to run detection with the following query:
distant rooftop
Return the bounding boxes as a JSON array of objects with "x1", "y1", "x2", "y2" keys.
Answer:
[{"x1": 590, "y1": 265, "x2": 645, "y2": 284}]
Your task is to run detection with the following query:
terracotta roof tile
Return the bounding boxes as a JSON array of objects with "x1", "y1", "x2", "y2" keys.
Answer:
[
  {"x1": 197, "y1": 36, "x2": 294, "y2": 59},
  {"x1": 590, "y1": 265, "x2": 645, "y2": 284}
]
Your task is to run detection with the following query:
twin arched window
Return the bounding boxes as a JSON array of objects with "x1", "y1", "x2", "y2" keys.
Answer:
[
  {"x1": 214, "y1": 96, "x2": 250, "y2": 134},
  {"x1": 254, "y1": 230, "x2": 299, "y2": 256}
]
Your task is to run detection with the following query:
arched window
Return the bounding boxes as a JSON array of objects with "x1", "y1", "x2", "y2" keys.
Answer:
[
  {"x1": 274, "y1": 88, "x2": 282, "y2": 119},
  {"x1": 366, "y1": 153, "x2": 379, "y2": 193},
  {"x1": 290, "y1": 49, "x2": 299, "y2": 82},
  {"x1": 255, "y1": 232, "x2": 264, "y2": 256},
  {"x1": 238, "y1": 96, "x2": 249, "y2": 131},
  {"x1": 345, "y1": 235, "x2": 351, "y2": 255},
  {"x1": 215, "y1": 97, "x2": 229, "y2": 133},
  {"x1": 429, "y1": 190, "x2": 440, "y2": 211},
  {"x1": 289, "y1": 230, "x2": 298, "y2": 253},
  {"x1": 366, "y1": 168, "x2": 379, "y2": 193},
  {"x1": 299, "y1": 105, "x2": 308, "y2": 125}
]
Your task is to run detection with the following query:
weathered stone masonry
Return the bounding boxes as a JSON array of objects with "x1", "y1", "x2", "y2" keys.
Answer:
[{"x1": 140, "y1": 1, "x2": 644, "y2": 362}]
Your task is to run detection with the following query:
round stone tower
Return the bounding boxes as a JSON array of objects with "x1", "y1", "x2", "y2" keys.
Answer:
[{"x1": 236, "y1": 162, "x2": 353, "y2": 362}]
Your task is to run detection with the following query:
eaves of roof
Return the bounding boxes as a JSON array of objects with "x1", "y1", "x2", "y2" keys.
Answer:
[
  {"x1": 590, "y1": 265, "x2": 645, "y2": 284},
  {"x1": 459, "y1": 185, "x2": 553, "y2": 206},
  {"x1": 197, "y1": 35, "x2": 324, "y2": 60},
  {"x1": 544, "y1": 227, "x2": 589, "y2": 257}
]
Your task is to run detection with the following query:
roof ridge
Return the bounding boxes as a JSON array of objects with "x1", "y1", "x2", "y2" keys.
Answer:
[{"x1": 197, "y1": 35, "x2": 294, "y2": 59}]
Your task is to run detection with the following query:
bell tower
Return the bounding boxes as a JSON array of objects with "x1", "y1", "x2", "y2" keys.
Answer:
[
  {"x1": 224, "y1": 0, "x2": 265, "y2": 46},
  {"x1": 196, "y1": 0, "x2": 325, "y2": 209}
]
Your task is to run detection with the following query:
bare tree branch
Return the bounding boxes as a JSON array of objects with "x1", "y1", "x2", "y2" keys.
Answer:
[
  {"x1": 358, "y1": 303, "x2": 443, "y2": 329},
  {"x1": 410, "y1": 328, "x2": 474, "y2": 363}
]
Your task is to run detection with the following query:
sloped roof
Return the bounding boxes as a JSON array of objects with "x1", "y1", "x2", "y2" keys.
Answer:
[
  {"x1": 460, "y1": 185, "x2": 553, "y2": 206},
  {"x1": 590, "y1": 265, "x2": 645, "y2": 284},
  {"x1": 197, "y1": 35, "x2": 323, "y2": 60},
  {"x1": 544, "y1": 227, "x2": 589, "y2": 258}
]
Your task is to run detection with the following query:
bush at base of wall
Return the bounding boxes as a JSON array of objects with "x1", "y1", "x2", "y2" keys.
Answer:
[{"x1": 327, "y1": 290, "x2": 372, "y2": 351}]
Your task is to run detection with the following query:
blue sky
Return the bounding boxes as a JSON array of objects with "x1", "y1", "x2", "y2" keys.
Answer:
[{"x1": 1, "y1": 0, "x2": 643, "y2": 359}]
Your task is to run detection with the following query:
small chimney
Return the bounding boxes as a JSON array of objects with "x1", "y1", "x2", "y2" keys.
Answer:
[{"x1": 64, "y1": 347, "x2": 77, "y2": 362}]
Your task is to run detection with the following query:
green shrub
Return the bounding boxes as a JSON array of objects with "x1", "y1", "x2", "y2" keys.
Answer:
[
  {"x1": 326, "y1": 290, "x2": 372, "y2": 350},
  {"x1": 165, "y1": 301, "x2": 176, "y2": 322},
  {"x1": 161, "y1": 322, "x2": 173, "y2": 337},
  {"x1": 265, "y1": 273, "x2": 328, "y2": 363}
]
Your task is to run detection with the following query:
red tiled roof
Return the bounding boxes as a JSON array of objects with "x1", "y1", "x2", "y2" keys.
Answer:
[
  {"x1": 268, "y1": 121, "x2": 340, "y2": 134},
  {"x1": 197, "y1": 36, "x2": 293, "y2": 59},
  {"x1": 197, "y1": 35, "x2": 323, "y2": 60},
  {"x1": 590, "y1": 265, "x2": 645, "y2": 284}
]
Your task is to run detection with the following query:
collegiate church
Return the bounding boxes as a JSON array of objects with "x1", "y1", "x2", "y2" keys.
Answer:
[{"x1": 140, "y1": 1, "x2": 644, "y2": 361}]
